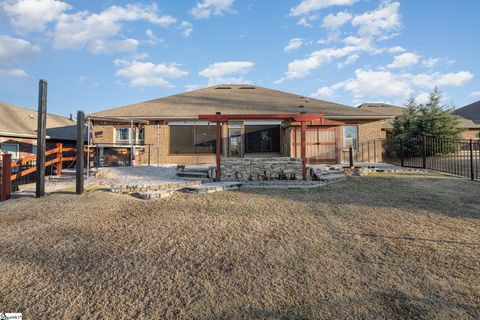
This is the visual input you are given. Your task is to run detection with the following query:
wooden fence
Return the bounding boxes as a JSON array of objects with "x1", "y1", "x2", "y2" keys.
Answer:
[{"x1": 0, "y1": 144, "x2": 92, "y2": 201}]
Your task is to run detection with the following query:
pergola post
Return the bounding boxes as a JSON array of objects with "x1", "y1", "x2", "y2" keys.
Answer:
[
  {"x1": 215, "y1": 121, "x2": 222, "y2": 182},
  {"x1": 300, "y1": 121, "x2": 307, "y2": 181}
]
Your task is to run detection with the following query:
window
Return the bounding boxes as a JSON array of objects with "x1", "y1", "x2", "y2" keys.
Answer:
[
  {"x1": 169, "y1": 125, "x2": 216, "y2": 154},
  {"x1": 343, "y1": 126, "x2": 358, "y2": 149},
  {"x1": 115, "y1": 128, "x2": 132, "y2": 144},
  {"x1": 138, "y1": 128, "x2": 145, "y2": 145},
  {"x1": 245, "y1": 125, "x2": 280, "y2": 153},
  {"x1": 32, "y1": 145, "x2": 37, "y2": 155},
  {"x1": 116, "y1": 128, "x2": 145, "y2": 145},
  {"x1": 1, "y1": 143, "x2": 19, "y2": 160}
]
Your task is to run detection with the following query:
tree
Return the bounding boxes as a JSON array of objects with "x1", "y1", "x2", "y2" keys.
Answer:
[{"x1": 392, "y1": 87, "x2": 463, "y2": 139}]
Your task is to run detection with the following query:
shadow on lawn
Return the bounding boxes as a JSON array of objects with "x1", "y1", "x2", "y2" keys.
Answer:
[{"x1": 234, "y1": 175, "x2": 480, "y2": 219}]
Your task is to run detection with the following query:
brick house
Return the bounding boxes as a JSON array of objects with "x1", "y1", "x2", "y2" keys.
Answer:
[
  {"x1": 358, "y1": 102, "x2": 480, "y2": 140},
  {"x1": 0, "y1": 102, "x2": 77, "y2": 161},
  {"x1": 89, "y1": 85, "x2": 390, "y2": 169},
  {"x1": 454, "y1": 100, "x2": 480, "y2": 139}
]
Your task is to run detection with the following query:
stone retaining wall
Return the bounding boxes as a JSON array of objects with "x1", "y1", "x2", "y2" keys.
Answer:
[{"x1": 220, "y1": 157, "x2": 305, "y2": 181}]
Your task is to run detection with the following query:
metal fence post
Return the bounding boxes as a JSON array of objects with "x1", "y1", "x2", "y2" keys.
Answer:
[
  {"x1": 1, "y1": 154, "x2": 12, "y2": 201},
  {"x1": 470, "y1": 139, "x2": 474, "y2": 181},
  {"x1": 422, "y1": 136, "x2": 427, "y2": 169},
  {"x1": 400, "y1": 138, "x2": 404, "y2": 167}
]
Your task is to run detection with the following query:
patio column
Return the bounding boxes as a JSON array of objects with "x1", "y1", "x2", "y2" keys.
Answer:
[
  {"x1": 216, "y1": 121, "x2": 222, "y2": 181},
  {"x1": 301, "y1": 121, "x2": 307, "y2": 180}
]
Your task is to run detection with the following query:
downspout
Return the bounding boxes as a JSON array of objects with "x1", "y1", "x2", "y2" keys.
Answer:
[
  {"x1": 156, "y1": 122, "x2": 160, "y2": 167},
  {"x1": 130, "y1": 120, "x2": 133, "y2": 166}
]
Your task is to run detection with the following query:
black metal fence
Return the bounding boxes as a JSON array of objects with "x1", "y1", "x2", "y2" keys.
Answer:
[{"x1": 383, "y1": 136, "x2": 480, "y2": 180}]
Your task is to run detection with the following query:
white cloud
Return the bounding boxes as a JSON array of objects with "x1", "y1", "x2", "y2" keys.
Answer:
[
  {"x1": 469, "y1": 91, "x2": 480, "y2": 98},
  {"x1": 415, "y1": 92, "x2": 430, "y2": 104},
  {"x1": 0, "y1": 34, "x2": 41, "y2": 61},
  {"x1": 277, "y1": 45, "x2": 361, "y2": 81},
  {"x1": 185, "y1": 84, "x2": 203, "y2": 91},
  {"x1": 351, "y1": 1, "x2": 401, "y2": 37},
  {"x1": 52, "y1": 3, "x2": 176, "y2": 53},
  {"x1": 284, "y1": 38, "x2": 304, "y2": 52},
  {"x1": 2, "y1": 0, "x2": 71, "y2": 32},
  {"x1": 337, "y1": 53, "x2": 359, "y2": 68},
  {"x1": 313, "y1": 69, "x2": 474, "y2": 101},
  {"x1": 343, "y1": 69, "x2": 412, "y2": 98},
  {"x1": 322, "y1": 11, "x2": 352, "y2": 30},
  {"x1": 199, "y1": 61, "x2": 254, "y2": 84},
  {"x1": 114, "y1": 59, "x2": 188, "y2": 88},
  {"x1": 190, "y1": 0, "x2": 235, "y2": 19},
  {"x1": 290, "y1": 0, "x2": 358, "y2": 16},
  {"x1": 423, "y1": 58, "x2": 439, "y2": 68},
  {"x1": 297, "y1": 17, "x2": 313, "y2": 27},
  {"x1": 387, "y1": 52, "x2": 420, "y2": 68},
  {"x1": 89, "y1": 39, "x2": 139, "y2": 54},
  {"x1": 0, "y1": 34, "x2": 40, "y2": 78},
  {"x1": 387, "y1": 46, "x2": 406, "y2": 53},
  {"x1": 179, "y1": 21, "x2": 194, "y2": 37}
]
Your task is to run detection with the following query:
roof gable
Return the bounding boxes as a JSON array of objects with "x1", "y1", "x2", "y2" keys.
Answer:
[
  {"x1": 0, "y1": 102, "x2": 77, "y2": 140},
  {"x1": 91, "y1": 85, "x2": 387, "y2": 119}
]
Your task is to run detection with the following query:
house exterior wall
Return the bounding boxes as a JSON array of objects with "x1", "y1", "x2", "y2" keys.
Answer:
[
  {"x1": 0, "y1": 136, "x2": 37, "y2": 160},
  {"x1": 462, "y1": 129, "x2": 480, "y2": 140},
  {"x1": 90, "y1": 118, "x2": 388, "y2": 166}
]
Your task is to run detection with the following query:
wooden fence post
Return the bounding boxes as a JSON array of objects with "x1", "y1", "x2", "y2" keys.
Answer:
[
  {"x1": 470, "y1": 139, "x2": 474, "y2": 181},
  {"x1": 1, "y1": 154, "x2": 12, "y2": 201},
  {"x1": 36, "y1": 79, "x2": 47, "y2": 198},
  {"x1": 56, "y1": 143, "x2": 63, "y2": 176},
  {"x1": 76, "y1": 111, "x2": 85, "y2": 194}
]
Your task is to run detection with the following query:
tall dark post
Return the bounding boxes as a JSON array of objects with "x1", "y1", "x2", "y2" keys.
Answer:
[
  {"x1": 348, "y1": 145, "x2": 354, "y2": 168},
  {"x1": 76, "y1": 111, "x2": 85, "y2": 194},
  {"x1": 470, "y1": 139, "x2": 474, "y2": 181},
  {"x1": 400, "y1": 138, "x2": 405, "y2": 167},
  {"x1": 422, "y1": 136, "x2": 427, "y2": 169},
  {"x1": 36, "y1": 80, "x2": 47, "y2": 198}
]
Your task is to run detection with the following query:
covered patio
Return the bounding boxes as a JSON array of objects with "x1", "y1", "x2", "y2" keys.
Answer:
[{"x1": 198, "y1": 113, "x2": 342, "y2": 181}]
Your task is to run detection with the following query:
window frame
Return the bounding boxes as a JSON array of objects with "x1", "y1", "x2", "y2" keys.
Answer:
[
  {"x1": 244, "y1": 125, "x2": 281, "y2": 154},
  {"x1": 169, "y1": 123, "x2": 217, "y2": 155},
  {"x1": 1, "y1": 143, "x2": 20, "y2": 160},
  {"x1": 343, "y1": 126, "x2": 358, "y2": 150}
]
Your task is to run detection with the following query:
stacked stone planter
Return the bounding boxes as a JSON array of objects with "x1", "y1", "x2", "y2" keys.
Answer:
[{"x1": 220, "y1": 157, "x2": 305, "y2": 181}]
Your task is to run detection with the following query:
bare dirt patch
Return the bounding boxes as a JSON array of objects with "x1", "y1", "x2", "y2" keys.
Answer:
[{"x1": 0, "y1": 173, "x2": 479, "y2": 319}]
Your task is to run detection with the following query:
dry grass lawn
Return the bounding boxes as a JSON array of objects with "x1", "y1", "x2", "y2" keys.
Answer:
[{"x1": 0, "y1": 173, "x2": 479, "y2": 319}]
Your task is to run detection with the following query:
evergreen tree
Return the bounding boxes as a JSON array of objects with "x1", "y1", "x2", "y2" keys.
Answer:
[{"x1": 392, "y1": 87, "x2": 463, "y2": 139}]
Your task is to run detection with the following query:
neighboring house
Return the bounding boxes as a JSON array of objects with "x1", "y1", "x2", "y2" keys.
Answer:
[
  {"x1": 0, "y1": 102, "x2": 77, "y2": 161},
  {"x1": 89, "y1": 85, "x2": 390, "y2": 166},
  {"x1": 454, "y1": 100, "x2": 480, "y2": 139},
  {"x1": 358, "y1": 103, "x2": 480, "y2": 140}
]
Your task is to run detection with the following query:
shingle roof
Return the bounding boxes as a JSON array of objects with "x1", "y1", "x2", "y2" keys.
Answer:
[
  {"x1": 357, "y1": 103, "x2": 406, "y2": 116},
  {"x1": 0, "y1": 102, "x2": 77, "y2": 140},
  {"x1": 454, "y1": 100, "x2": 480, "y2": 122},
  {"x1": 91, "y1": 85, "x2": 389, "y2": 119},
  {"x1": 359, "y1": 102, "x2": 480, "y2": 130}
]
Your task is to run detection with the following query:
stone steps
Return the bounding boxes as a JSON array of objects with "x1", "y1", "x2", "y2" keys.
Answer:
[
  {"x1": 318, "y1": 173, "x2": 347, "y2": 182},
  {"x1": 183, "y1": 182, "x2": 242, "y2": 194},
  {"x1": 132, "y1": 189, "x2": 175, "y2": 200},
  {"x1": 176, "y1": 171, "x2": 209, "y2": 179}
]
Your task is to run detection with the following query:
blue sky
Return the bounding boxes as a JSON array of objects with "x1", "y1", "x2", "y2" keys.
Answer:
[{"x1": 0, "y1": 0, "x2": 479, "y2": 117}]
